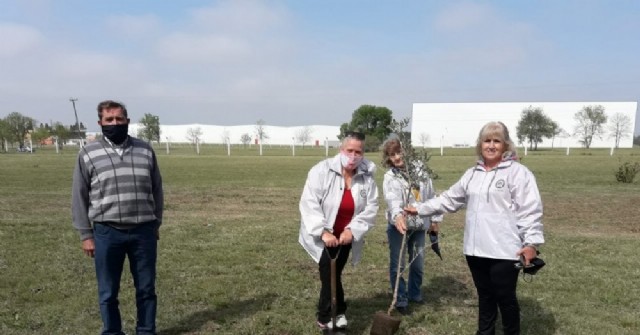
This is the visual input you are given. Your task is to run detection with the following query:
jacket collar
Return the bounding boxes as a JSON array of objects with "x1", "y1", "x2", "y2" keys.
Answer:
[{"x1": 475, "y1": 151, "x2": 518, "y2": 171}]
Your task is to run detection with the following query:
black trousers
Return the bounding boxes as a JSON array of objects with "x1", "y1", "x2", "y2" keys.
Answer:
[
  {"x1": 466, "y1": 256, "x2": 521, "y2": 335},
  {"x1": 317, "y1": 244, "x2": 352, "y2": 323}
]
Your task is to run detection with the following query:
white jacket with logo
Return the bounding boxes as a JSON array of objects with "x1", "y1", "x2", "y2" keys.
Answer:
[
  {"x1": 299, "y1": 154, "x2": 379, "y2": 264},
  {"x1": 415, "y1": 158, "x2": 544, "y2": 260},
  {"x1": 383, "y1": 167, "x2": 442, "y2": 229}
]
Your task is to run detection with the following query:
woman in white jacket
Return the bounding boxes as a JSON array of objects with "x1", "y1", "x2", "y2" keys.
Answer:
[
  {"x1": 405, "y1": 122, "x2": 544, "y2": 335},
  {"x1": 299, "y1": 131, "x2": 378, "y2": 330},
  {"x1": 381, "y1": 138, "x2": 442, "y2": 315}
]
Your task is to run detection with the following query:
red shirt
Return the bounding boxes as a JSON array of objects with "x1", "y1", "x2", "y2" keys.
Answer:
[{"x1": 333, "y1": 189, "x2": 354, "y2": 238}]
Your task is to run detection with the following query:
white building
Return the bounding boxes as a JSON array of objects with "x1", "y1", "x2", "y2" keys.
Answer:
[
  {"x1": 411, "y1": 102, "x2": 637, "y2": 149},
  {"x1": 127, "y1": 124, "x2": 341, "y2": 146}
]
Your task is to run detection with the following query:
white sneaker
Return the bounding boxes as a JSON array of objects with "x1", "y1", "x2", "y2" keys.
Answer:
[
  {"x1": 317, "y1": 320, "x2": 332, "y2": 330},
  {"x1": 335, "y1": 314, "x2": 348, "y2": 328}
]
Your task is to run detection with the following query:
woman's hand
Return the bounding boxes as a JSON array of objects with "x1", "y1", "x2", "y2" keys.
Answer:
[
  {"x1": 516, "y1": 245, "x2": 538, "y2": 266},
  {"x1": 339, "y1": 229, "x2": 353, "y2": 245},
  {"x1": 394, "y1": 215, "x2": 407, "y2": 235},
  {"x1": 404, "y1": 205, "x2": 418, "y2": 215},
  {"x1": 322, "y1": 231, "x2": 339, "y2": 247},
  {"x1": 428, "y1": 222, "x2": 440, "y2": 233}
]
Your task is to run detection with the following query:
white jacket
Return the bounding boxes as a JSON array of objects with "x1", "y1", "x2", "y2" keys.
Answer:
[
  {"x1": 383, "y1": 167, "x2": 442, "y2": 230},
  {"x1": 416, "y1": 159, "x2": 544, "y2": 260},
  {"x1": 299, "y1": 154, "x2": 379, "y2": 264}
]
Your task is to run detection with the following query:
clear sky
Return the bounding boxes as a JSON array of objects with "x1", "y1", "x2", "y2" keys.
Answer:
[{"x1": 1, "y1": 0, "x2": 639, "y2": 133}]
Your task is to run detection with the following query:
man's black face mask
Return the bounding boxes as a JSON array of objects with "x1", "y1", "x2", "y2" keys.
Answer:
[{"x1": 102, "y1": 124, "x2": 129, "y2": 144}]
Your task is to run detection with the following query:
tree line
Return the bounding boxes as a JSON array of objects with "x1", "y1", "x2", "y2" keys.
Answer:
[
  {"x1": 1, "y1": 105, "x2": 636, "y2": 153},
  {"x1": 0, "y1": 112, "x2": 88, "y2": 151},
  {"x1": 516, "y1": 104, "x2": 633, "y2": 150}
]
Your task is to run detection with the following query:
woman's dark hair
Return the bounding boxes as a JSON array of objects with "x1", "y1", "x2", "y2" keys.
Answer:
[{"x1": 381, "y1": 137, "x2": 403, "y2": 168}]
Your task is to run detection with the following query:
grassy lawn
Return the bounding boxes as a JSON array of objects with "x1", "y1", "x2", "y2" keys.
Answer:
[{"x1": 1, "y1": 145, "x2": 639, "y2": 334}]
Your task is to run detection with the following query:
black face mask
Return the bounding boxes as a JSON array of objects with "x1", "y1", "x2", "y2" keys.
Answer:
[{"x1": 101, "y1": 124, "x2": 129, "y2": 145}]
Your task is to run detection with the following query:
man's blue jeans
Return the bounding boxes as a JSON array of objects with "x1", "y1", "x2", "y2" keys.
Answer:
[
  {"x1": 94, "y1": 222, "x2": 158, "y2": 335},
  {"x1": 387, "y1": 224, "x2": 425, "y2": 307}
]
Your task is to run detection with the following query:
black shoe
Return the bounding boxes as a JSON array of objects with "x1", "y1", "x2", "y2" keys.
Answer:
[{"x1": 396, "y1": 306, "x2": 410, "y2": 315}]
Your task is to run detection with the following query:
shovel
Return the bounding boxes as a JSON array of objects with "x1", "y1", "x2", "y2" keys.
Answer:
[
  {"x1": 323, "y1": 247, "x2": 347, "y2": 335},
  {"x1": 369, "y1": 233, "x2": 406, "y2": 335}
]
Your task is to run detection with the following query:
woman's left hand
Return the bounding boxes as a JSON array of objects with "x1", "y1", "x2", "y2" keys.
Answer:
[
  {"x1": 404, "y1": 206, "x2": 418, "y2": 215},
  {"x1": 339, "y1": 229, "x2": 353, "y2": 245},
  {"x1": 516, "y1": 245, "x2": 538, "y2": 266}
]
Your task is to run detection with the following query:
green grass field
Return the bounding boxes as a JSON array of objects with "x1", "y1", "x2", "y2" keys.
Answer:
[{"x1": 1, "y1": 145, "x2": 639, "y2": 334}]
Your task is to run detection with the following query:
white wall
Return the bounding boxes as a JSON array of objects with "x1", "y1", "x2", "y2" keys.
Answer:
[
  {"x1": 411, "y1": 102, "x2": 637, "y2": 149},
  {"x1": 127, "y1": 124, "x2": 341, "y2": 146}
]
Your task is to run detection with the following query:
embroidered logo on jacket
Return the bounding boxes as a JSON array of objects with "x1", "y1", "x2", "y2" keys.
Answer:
[
  {"x1": 360, "y1": 189, "x2": 367, "y2": 198},
  {"x1": 495, "y1": 179, "x2": 506, "y2": 189}
]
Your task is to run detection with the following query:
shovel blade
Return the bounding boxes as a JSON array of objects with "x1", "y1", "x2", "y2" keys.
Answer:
[{"x1": 370, "y1": 311, "x2": 401, "y2": 335}]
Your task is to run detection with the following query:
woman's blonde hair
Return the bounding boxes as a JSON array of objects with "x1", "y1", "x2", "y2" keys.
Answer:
[{"x1": 475, "y1": 121, "x2": 517, "y2": 159}]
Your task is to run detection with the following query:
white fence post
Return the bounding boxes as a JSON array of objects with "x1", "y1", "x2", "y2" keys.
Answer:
[{"x1": 325, "y1": 137, "x2": 329, "y2": 157}]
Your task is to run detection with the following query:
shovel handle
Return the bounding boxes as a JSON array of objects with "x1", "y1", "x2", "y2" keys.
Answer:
[{"x1": 330, "y1": 258, "x2": 337, "y2": 329}]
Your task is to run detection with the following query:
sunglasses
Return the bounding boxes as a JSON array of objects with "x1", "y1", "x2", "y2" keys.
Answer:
[{"x1": 344, "y1": 131, "x2": 365, "y2": 140}]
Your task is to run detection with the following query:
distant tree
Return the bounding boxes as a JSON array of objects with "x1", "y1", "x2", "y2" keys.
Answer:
[
  {"x1": 254, "y1": 119, "x2": 269, "y2": 144},
  {"x1": 0, "y1": 119, "x2": 10, "y2": 152},
  {"x1": 634, "y1": 135, "x2": 640, "y2": 146},
  {"x1": 31, "y1": 127, "x2": 51, "y2": 147},
  {"x1": 240, "y1": 133, "x2": 252, "y2": 148},
  {"x1": 515, "y1": 106, "x2": 555, "y2": 150},
  {"x1": 4, "y1": 112, "x2": 35, "y2": 148},
  {"x1": 295, "y1": 126, "x2": 313, "y2": 149},
  {"x1": 419, "y1": 132, "x2": 430, "y2": 147},
  {"x1": 186, "y1": 127, "x2": 202, "y2": 146},
  {"x1": 607, "y1": 112, "x2": 632, "y2": 148},
  {"x1": 548, "y1": 121, "x2": 563, "y2": 149},
  {"x1": 137, "y1": 113, "x2": 161, "y2": 143},
  {"x1": 339, "y1": 104, "x2": 393, "y2": 152},
  {"x1": 68, "y1": 122, "x2": 87, "y2": 142},
  {"x1": 51, "y1": 122, "x2": 71, "y2": 146},
  {"x1": 573, "y1": 105, "x2": 607, "y2": 149}
]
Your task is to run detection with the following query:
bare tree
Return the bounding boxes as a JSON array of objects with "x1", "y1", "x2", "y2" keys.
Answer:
[
  {"x1": 240, "y1": 133, "x2": 252, "y2": 148},
  {"x1": 186, "y1": 127, "x2": 202, "y2": 146},
  {"x1": 607, "y1": 112, "x2": 632, "y2": 148},
  {"x1": 419, "y1": 132, "x2": 430, "y2": 148},
  {"x1": 254, "y1": 119, "x2": 269, "y2": 144},
  {"x1": 295, "y1": 126, "x2": 313, "y2": 149},
  {"x1": 573, "y1": 105, "x2": 607, "y2": 149}
]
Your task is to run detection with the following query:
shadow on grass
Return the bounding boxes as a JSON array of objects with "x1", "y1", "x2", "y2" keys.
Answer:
[
  {"x1": 158, "y1": 293, "x2": 277, "y2": 335},
  {"x1": 520, "y1": 296, "x2": 557, "y2": 335},
  {"x1": 358, "y1": 275, "x2": 557, "y2": 334},
  {"x1": 338, "y1": 275, "x2": 475, "y2": 334}
]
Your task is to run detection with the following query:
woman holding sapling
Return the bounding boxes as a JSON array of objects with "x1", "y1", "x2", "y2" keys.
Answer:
[
  {"x1": 405, "y1": 122, "x2": 544, "y2": 335},
  {"x1": 382, "y1": 137, "x2": 442, "y2": 315}
]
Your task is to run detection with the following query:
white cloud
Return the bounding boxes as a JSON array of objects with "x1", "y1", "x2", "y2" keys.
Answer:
[
  {"x1": 433, "y1": 2, "x2": 492, "y2": 32},
  {"x1": 156, "y1": 32, "x2": 252, "y2": 64},
  {"x1": 188, "y1": 0, "x2": 290, "y2": 33},
  {"x1": 430, "y1": 2, "x2": 543, "y2": 70},
  {"x1": 105, "y1": 14, "x2": 160, "y2": 39},
  {"x1": 0, "y1": 22, "x2": 43, "y2": 57}
]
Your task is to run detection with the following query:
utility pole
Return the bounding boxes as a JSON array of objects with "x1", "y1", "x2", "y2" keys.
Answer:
[{"x1": 69, "y1": 98, "x2": 83, "y2": 147}]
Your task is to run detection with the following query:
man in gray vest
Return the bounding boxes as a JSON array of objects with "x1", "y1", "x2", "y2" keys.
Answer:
[{"x1": 72, "y1": 100, "x2": 164, "y2": 335}]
